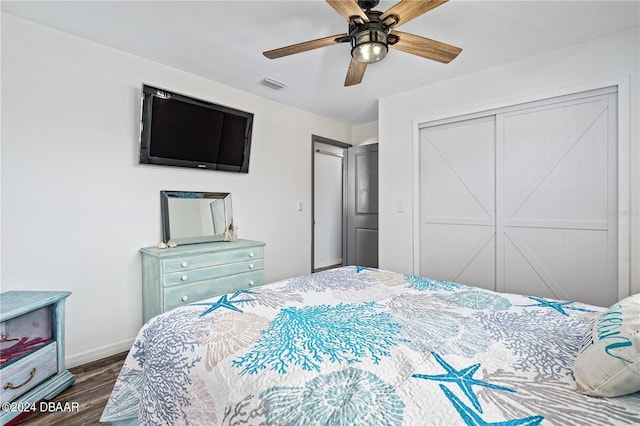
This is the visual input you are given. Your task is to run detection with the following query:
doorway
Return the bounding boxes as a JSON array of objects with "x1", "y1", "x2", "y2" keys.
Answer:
[{"x1": 311, "y1": 135, "x2": 350, "y2": 272}]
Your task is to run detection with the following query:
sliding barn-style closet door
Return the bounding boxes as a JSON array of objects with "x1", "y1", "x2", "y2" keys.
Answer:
[
  {"x1": 498, "y1": 91, "x2": 618, "y2": 306},
  {"x1": 420, "y1": 116, "x2": 497, "y2": 291},
  {"x1": 420, "y1": 88, "x2": 618, "y2": 306}
]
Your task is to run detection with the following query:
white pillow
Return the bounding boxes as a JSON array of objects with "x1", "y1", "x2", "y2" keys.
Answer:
[{"x1": 574, "y1": 293, "x2": 640, "y2": 397}]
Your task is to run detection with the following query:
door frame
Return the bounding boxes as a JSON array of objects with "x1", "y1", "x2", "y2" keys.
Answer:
[
  {"x1": 311, "y1": 134, "x2": 351, "y2": 273},
  {"x1": 412, "y1": 80, "x2": 631, "y2": 300}
]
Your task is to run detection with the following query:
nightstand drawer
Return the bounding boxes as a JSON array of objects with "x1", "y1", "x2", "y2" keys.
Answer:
[
  {"x1": 164, "y1": 270, "x2": 264, "y2": 311},
  {"x1": 1, "y1": 342, "x2": 57, "y2": 403},
  {"x1": 163, "y1": 259, "x2": 263, "y2": 287},
  {"x1": 162, "y1": 247, "x2": 264, "y2": 273}
]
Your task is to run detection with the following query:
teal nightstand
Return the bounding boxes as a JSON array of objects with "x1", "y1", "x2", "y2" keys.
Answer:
[{"x1": 0, "y1": 291, "x2": 75, "y2": 425}]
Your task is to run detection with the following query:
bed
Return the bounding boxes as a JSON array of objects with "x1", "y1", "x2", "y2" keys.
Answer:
[{"x1": 101, "y1": 266, "x2": 640, "y2": 425}]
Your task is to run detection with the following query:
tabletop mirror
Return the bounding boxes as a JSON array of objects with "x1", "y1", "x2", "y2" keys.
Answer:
[{"x1": 160, "y1": 191, "x2": 234, "y2": 245}]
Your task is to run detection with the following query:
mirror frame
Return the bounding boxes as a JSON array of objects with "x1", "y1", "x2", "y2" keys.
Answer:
[{"x1": 160, "y1": 191, "x2": 233, "y2": 245}]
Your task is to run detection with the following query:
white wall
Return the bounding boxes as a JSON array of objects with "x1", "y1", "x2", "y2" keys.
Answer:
[
  {"x1": 0, "y1": 14, "x2": 350, "y2": 366},
  {"x1": 352, "y1": 120, "x2": 378, "y2": 146},
  {"x1": 379, "y1": 28, "x2": 640, "y2": 297}
]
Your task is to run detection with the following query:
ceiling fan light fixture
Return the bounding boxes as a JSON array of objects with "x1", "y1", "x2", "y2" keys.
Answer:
[{"x1": 351, "y1": 29, "x2": 388, "y2": 64}]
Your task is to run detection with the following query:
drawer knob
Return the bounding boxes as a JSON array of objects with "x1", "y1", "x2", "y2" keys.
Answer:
[
  {"x1": 248, "y1": 264, "x2": 254, "y2": 269},
  {"x1": 4, "y1": 368, "x2": 36, "y2": 390},
  {"x1": 181, "y1": 275, "x2": 188, "y2": 281},
  {"x1": 181, "y1": 261, "x2": 188, "y2": 268},
  {"x1": 249, "y1": 252, "x2": 254, "y2": 258},
  {"x1": 249, "y1": 280, "x2": 255, "y2": 286},
  {"x1": 181, "y1": 295, "x2": 189, "y2": 302}
]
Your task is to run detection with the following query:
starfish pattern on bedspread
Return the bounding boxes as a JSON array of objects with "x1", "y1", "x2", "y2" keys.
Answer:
[
  {"x1": 439, "y1": 384, "x2": 544, "y2": 426},
  {"x1": 412, "y1": 352, "x2": 514, "y2": 414},
  {"x1": 190, "y1": 290, "x2": 258, "y2": 317},
  {"x1": 519, "y1": 296, "x2": 595, "y2": 316}
]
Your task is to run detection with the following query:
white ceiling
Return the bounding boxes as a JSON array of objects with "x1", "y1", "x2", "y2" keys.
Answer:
[{"x1": 2, "y1": 1, "x2": 638, "y2": 125}]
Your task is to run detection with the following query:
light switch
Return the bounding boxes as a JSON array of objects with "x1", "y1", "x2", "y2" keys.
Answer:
[
  {"x1": 396, "y1": 201, "x2": 405, "y2": 213},
  {"x1": 297, "y1": 201, "x2": 303, "y2": 211}
]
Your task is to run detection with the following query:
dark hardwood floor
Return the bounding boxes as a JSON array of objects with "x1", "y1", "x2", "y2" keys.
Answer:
[{"x1": 13, "y1": 351, "x2": 128, "y2": 425}]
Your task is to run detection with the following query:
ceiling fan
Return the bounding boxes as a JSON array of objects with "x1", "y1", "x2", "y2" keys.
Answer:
[{"x1": 263, "y1": 0, "x2": 462, "y2": 87}]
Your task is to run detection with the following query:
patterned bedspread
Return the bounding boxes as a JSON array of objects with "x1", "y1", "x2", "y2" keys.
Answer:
[{"x1": 101, "y1": 266, "x2": 640, "y2": 425}]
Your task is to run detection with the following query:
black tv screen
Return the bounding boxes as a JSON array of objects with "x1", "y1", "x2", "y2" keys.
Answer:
[{"x1": 139, "y1": 85, "x2": 253, "y2": 173}]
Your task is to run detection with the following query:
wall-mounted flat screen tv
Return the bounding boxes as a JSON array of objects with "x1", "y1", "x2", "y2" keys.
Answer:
[{"x1": 139, "y1": 84, "x2": 253, "y2": 173}]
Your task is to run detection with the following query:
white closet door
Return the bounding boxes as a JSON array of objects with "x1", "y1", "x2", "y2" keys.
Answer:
[
  {"x1": 419, "y1": 89, "x2": 618, "y2": 306},
  {"x1": 499, "y1": 92, "x2": 617, "y2": 306},
  {"x1": 420, "y1": 117, "x2": 497, "y2": 290}
]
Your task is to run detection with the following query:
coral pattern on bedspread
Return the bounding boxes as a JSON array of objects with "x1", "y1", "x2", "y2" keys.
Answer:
[{"x1": 101, "y1": 266, "x2": 640, "y2": 425}]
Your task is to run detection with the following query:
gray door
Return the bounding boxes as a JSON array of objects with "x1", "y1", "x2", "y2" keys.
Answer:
[{"x1": 346, "y1": 143, "x2": 378, "y2": 267}]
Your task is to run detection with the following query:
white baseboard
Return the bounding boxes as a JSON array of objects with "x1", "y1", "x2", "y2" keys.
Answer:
[{"x1": 65, "y1": 338, "x2": 135, "y2": 368}]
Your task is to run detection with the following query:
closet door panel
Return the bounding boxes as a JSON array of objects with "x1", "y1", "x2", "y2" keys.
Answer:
[
  {"x1": 500, "y1": 94, "x2": 617, "y2": 306},
  {"x1": 420, "y1": 117, "x2": 496, "y2": 290},
  {"x1": 503, "y1": 233, "x2": 557, "y2": 299},
  {"x1": 503, "y1": 227, "x2": 610, "y2": 303},
  {"x1": 421, "y1": 224, "x2": 496, "y2": 290},
  {"x1": 421, "y1": 118, "x2": 495, "y2": 221},
  {"x1": 503, "y1": 98, "x2": 610, "y2": 223}
]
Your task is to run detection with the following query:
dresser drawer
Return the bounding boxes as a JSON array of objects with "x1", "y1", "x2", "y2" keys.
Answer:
[
  {"x1": 1, "y1": 342, "x2": 57, "y2": 403},
  {"x1": 141, "y1": 239, "x2": 266, "y2": 322},
  {"x1": 163, "y1": 259, "x2": 263, "y2": 287},
  {"x1": 164, "y1": 270, "x2": 264, "y2": 311},
  {"x1": 162, "y1": 247, "x2": 264, "y2": 273}
]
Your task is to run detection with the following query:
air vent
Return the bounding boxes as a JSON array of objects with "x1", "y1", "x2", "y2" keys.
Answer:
[{"x1": 260, "y1": 77, "x2": 288, "y2": 91}]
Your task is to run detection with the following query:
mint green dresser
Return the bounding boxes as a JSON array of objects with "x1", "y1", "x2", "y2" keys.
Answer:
[
  {"x1": 0, "y1": 291, "x2": 74, "y2": 425},
  {"x1": 141, "y1": 239, "x2": 266, "y2": 322}
]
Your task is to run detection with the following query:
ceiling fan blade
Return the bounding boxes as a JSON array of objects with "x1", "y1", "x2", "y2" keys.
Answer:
[
  {"x1": 390, "y1": 30, "x2": 462, "y2": 63},
  {"x1": 326, "y1": 0, "x2": 369, "y2": 22},
  {"x1": 381, "y1": 0, "x2": 448, "y2": 28},
  {"x1": 345, "y1": 58, "x2": 367, "y2": 86},
  {"x1": 263, "y1": 34, "x2": 347, "y2": 59}
]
